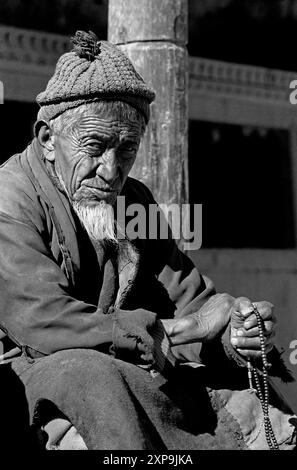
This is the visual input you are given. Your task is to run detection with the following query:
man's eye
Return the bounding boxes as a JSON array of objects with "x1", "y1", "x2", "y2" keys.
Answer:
[
  {"x1": 119, "y1": 148, "x2": 137, "y2": 160},
  {"x1": 119, "y1": 144, "x2": 138, "y2": 153},
  {"x1": 86, "y1": 141, "x2": 105, "y2": 152}
]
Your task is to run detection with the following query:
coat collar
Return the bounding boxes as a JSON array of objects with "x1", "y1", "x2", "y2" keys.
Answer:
[{"x1": 21, "y1": 139, "x2": 81, "y2": 282}]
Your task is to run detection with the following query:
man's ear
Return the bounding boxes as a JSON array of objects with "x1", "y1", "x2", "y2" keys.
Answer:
[{"x1": 34, "y1": 120, "x2": 55, "y2": 162}]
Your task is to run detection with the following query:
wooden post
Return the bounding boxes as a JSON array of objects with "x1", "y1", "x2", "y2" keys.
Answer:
[{"x1": 108, "y1": 0, "x2": 188, "y2": 206}]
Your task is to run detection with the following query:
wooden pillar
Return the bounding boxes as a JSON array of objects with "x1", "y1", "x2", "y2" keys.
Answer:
[{"x1": 108, "y1": 0, "x2": 188, "y2": 206}]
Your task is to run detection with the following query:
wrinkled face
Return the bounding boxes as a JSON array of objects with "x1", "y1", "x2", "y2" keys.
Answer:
[{"x1": 52, "y1": 108, "x2": 143, "y2": 206}]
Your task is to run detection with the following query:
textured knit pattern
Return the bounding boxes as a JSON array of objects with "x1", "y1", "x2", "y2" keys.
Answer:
[{"x1": 36, "y1": 32, "x2": 155, "y2": 123}]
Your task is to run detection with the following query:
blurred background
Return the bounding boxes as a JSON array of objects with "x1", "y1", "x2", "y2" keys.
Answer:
[{"x1": 0, "y1": 0, "x2": 297, "y2": 410}]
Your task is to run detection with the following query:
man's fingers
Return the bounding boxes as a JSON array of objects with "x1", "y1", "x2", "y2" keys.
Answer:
[
  {"x1": 231, "y1": 336, "x2": 260, "y2": 350},
  {"x1": 236, "y1": 349, "x2": 262, "y2": 358},
  {"x1": 235, "y1": 323, "x2": 275, "y2": 338},
  {"x1": 252, "y1": 301, "x2": 275, "y2": 322},
  {"x1": 243, "y1": 302, "x2": 276, "y2": 330},
  {"x1": 231, "y1": 335, "x2": 274, "y2": 350},
  {"x1": 243, "y1": 315, "x2": 275, "y2": 330},
  {"x1": 236, "y1": 342, "x2": 274, "y2": 358},
  {"x1": 231, "y1": 299, "x2": 276, "y2": 359},
  {"x1": 253, "y1": 301, "x2": 274, "y2": 318}
]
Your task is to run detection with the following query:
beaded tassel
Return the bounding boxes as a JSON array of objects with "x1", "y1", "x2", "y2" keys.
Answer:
[{"x1": 247, "y1": 305, "x2": 279, "y2": 450}]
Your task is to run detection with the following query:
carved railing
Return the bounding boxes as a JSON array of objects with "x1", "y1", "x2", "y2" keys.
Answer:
[
  {"x1": 189, "y1": 56, "x2": 297, "y2": 104},
  {"x1": 0, "y1": 25, "x2": 69, "y2": 66}
]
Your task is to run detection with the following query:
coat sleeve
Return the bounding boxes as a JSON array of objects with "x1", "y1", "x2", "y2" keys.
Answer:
[
  {"x1": 0, "y1": 210, "x2": 117, "y2": 357},
  {"x1": 128, "y1": 177, "x2": 216, "y2": 314},
  {"x1": 156, "y1": 235, "x2": 217, "y2": 363},
  {"x1": 157, "y1": 234, "x2": 247, "y2": 367},
  {"x1": 135, "y1": 181, "x2": 238, "y2": 365}
]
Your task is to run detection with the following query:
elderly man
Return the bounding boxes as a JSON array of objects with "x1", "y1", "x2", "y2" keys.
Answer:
[{"x1": 0, "y1": 31, "x2": 293, "y2": 451}]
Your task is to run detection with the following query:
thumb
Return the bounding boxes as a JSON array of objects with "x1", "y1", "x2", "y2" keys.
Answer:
[
  {"x1": 233, "y1": 297, "x2": 254, "y2": 316},
  {"x1": 232, "y1": 297, "x2": 254, "y2": 330}
]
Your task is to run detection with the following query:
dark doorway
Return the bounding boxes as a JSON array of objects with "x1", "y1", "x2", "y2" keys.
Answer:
[
  {"x1": 0, "y1": 101, "x2": 38, "y2": 164},
  {"x1": 188, "y1": 121, "x2": 295, "y2": 248}
]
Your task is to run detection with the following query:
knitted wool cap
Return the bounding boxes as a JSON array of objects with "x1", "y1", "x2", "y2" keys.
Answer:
[{"x1": 36, "y1": 30, "x2": 155, "y2": 123}]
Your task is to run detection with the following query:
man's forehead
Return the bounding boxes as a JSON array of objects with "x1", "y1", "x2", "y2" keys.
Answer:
[{"x1": 73, "y1": 113, "x2": 142, "y2": 135}]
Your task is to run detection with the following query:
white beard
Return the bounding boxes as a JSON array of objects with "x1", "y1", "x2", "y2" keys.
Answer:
[
  {"x1": 73, "y1": 200, "x2": 118, "y2": 244},
  {"x1": 55, "y1": 169, "x2": 123, "y2": 244}
]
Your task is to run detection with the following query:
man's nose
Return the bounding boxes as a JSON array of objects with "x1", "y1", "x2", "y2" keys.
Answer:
[{"x1": 96, "y1": 149, "x2": 119, "y2": 184}]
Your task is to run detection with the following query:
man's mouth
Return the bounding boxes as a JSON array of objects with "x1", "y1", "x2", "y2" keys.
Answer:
[
  {"x1": 76, "y1": 180, "x2": 119, "y2": 202},
  {"x1": 80, "y1": 180, "x2": 117, "y2": 193}
]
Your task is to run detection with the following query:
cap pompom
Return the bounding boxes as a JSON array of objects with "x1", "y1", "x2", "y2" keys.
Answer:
[{"x1": 71, "y1": 30, "x2": 101, "y2": 61}]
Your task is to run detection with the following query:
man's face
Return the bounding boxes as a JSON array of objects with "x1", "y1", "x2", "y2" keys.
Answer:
[{"x1": 52, "y1": 106, "x2": 143, "y2": 206}]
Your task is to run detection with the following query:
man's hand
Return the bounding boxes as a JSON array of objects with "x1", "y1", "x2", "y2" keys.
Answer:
[
  {"x1": 162, "y1": 293, "x2": 234, "y2": 346},
  {"x1": 162, "y1": 294, "x2": 276, "y2": 361},
  {"x1": 230, "y1": 297, "x2": 276, "y2": 358}
]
